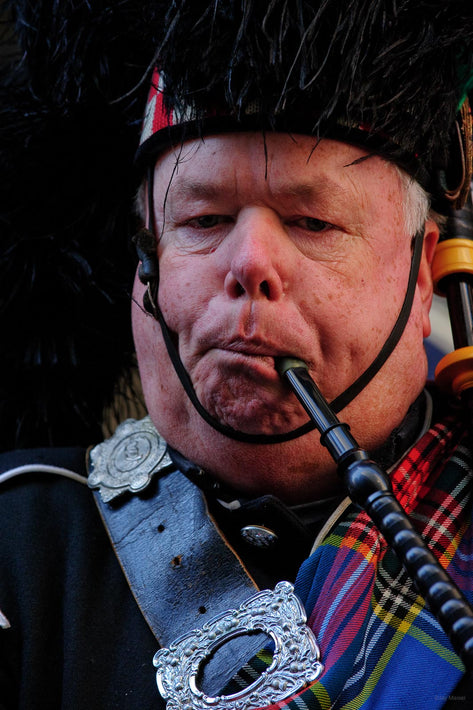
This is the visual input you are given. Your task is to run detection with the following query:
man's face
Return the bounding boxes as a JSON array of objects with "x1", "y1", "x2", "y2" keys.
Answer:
[{"x1": 133, "y1": 133, "x2": 437, "y2": 501}]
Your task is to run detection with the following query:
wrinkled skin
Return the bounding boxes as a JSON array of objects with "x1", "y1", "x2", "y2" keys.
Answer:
[{"x1": 132, "y1": 133, "x2": 438, "y2": 504}]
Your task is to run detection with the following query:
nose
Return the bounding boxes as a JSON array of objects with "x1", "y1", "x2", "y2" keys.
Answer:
[{"x1": 223, "y1": 208, "x2": 287, "y2": 301}]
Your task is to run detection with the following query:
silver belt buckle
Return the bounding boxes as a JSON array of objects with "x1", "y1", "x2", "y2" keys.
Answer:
[{"x1": 153, "y1": 581, "x2": 323, "y2": 709}]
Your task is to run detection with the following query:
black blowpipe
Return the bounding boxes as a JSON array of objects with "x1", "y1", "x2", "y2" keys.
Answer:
[{"x1": 277, "y1": 357, "x2": 473, "y2": 668}]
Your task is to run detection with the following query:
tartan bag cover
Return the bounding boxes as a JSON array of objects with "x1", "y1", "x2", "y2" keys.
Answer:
[{"x1": 227, "y1": 415, "x2": 473, "y2": 709}]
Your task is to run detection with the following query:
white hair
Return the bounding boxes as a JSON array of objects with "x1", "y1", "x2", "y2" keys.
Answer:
[
  {"x1": 135, "y1": 182, "x2": 147, "y2": 222},
  {"x1": 393, "y1": 167, "x2": 429, "y2": 234},
  {"x1": 393, "y1": 165, "x2": 438, "y2": 235}
]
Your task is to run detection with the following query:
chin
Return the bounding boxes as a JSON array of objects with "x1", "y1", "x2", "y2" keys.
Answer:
[{"x1": 201, "y1": 398, "x2": 307, "y2": 436}]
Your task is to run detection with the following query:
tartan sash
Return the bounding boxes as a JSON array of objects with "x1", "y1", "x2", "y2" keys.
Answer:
[{"x1": 228, "y1": 416, "x2": 472, "y2": 709}]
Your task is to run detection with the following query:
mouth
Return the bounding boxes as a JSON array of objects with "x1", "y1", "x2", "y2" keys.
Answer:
[
  {"x1": 210, "y1": 340, "x2": 290, "y2": 381},
  {"x1": 225, "y1": 337, "x2": 287, "y2": 357}
]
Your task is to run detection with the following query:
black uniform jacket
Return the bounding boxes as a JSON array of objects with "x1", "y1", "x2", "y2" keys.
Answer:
[{"x1": 0, "y1": 448, "x2": 164, "y2": 710}]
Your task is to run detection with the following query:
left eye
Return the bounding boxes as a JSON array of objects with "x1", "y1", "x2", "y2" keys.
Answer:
[{"x1": 293, "y1": 217, "x2": 331, "y2": 232}]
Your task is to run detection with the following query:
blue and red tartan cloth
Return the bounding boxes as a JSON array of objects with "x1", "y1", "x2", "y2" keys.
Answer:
[{"x1": 231, "y1": 415, "x2": 473, "y2": 709}]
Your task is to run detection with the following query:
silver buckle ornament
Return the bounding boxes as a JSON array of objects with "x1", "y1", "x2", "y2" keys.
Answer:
[{"x1": 154, "y1": 581, "x2": 323, "y2": 710}]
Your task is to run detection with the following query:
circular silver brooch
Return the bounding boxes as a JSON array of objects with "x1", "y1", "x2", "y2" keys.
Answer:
[{"x1": 88, "y1": 416, "x2": 172, "y2": 501}]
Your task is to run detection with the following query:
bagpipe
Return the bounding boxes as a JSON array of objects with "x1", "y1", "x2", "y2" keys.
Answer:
[{"x1": 277, "y1": 181, "x2": 473, "y2": 667}]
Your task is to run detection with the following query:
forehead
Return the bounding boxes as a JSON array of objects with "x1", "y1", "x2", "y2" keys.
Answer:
[
  {"x1": 152, "y1": 132, "x2": 405, "y2": 221},
  {"x1": 154, "y1": 132, "x2": 399, "y2": 176}
]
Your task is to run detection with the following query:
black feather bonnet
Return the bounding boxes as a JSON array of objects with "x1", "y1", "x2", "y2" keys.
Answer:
[
  {"x1": 137, "y1": 0, "x2": 473, "y2": 209},
  {"x1": 1, "y1": 0, "x2": 472, "y2": 450}
]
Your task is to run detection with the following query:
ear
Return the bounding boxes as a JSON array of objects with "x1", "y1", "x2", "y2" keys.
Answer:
[{"x1": 417, "y1": 219, "x2": 440, "y2": 338}]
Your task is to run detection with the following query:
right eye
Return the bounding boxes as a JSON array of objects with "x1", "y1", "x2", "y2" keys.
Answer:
[{"x1": 187, "y1": 215, "x2": 231, "y2": 228}]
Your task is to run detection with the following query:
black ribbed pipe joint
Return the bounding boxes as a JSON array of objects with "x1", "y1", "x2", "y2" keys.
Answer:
[
  {"x1": 363, "y1": 487, "x2": 473, "y2": 667},
  {"x1": 338, "y1": 450, "x2": 393, "y2": 509}
]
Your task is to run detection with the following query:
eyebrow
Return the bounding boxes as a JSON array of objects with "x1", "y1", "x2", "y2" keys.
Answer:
[
  {"x1": 273, "y1": 179, "x2": 351, "y2": 203},
  {"x1": 169, "y1": 176, "x2": 352, "y2": 205},
  {"x1": 170, "y1": 180, "x2": 225, "y2": 202}
]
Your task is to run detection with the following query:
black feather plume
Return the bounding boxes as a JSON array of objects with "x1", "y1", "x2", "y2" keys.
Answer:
[
  {"x1": 0, "y1": 0, "x2": 161, "y2": 450},
  {"x1": 148, "y1": 0, "x2": 473, "y2": 178}
]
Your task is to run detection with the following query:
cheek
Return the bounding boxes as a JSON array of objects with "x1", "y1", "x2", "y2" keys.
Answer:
[
  {"x1": 132, "y1": 275, "x2": 163, "y2": 371},
  {"x1": 158, "y1": 252, "x2": 218, "y2": 336},
  {"x1": 132, "y1": 274, "x2": 189, "y2": 427},
  {"x1": 305, "y1": 255, "x2": 406, "y2": 356}
]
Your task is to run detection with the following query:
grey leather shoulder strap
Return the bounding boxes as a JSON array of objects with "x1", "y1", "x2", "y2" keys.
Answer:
[
  {"x1": 92, "y1": 468, "x2": 259, "y2": 646},
  {"x1": 88, "y1": 418, "x2": 263, "y2": 693}
]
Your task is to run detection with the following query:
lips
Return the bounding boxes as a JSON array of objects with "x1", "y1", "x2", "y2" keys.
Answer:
[
  {"x1": 219, "y1": 337, "x2": 292, "y2": 363},
  {"x1": 223, "y1": 338, "x2": 283, "y2": 358},
  {"x1": 188, "y1": 297, "x2": 313, "y2": 365},
  {"x1": 190, "y1": 313, "x2": 315, "y2": 380},
  {"x1": 205, "y1": 341, "x2": 289, "y2": 383},
  {"x1": 200, "y1": 328, "x2": 290, "y2": 356}
]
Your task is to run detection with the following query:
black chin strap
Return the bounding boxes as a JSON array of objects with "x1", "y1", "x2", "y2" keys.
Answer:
[
  {"x1": 135, "y1": 167, "x2": 425, "y2": 444},
  {"x1": 330, "y1": 227, "x2": 425, "y2": 413}
]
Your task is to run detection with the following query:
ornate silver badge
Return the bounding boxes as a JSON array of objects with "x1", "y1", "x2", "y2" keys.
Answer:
[
  {"x1": 154, "y1": 581, "x2": 323, "y2": 710},
  {"x1": 88, "y1": 416, "x2": 172, "y2": 501}
]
